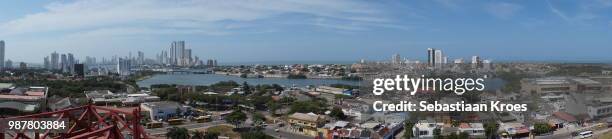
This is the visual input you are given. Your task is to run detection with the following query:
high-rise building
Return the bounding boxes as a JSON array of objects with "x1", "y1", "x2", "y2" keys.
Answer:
[
  {"x1": 0, "y1": 40, "x2": 4, "y2": 69},
  {"x1": 471, "y1": 56, "x2": 480, "y2": 69},
  {"x1": 170, "y1": 41, "x2": 186, "y2": 66},
  {"x1": 19, "y1": 62, "x2": 27, "y2": 69},
  {"x1": 137, "y1": 51, "x2": 144, "y2": 65},
  {"x1": 51, "y1": 52, "x2": 59, "y2": 70},
  {"x1": 117, "y1": 58, "x2": 132, "y2": 76},
  {"x1": 61, "y1": 54, "x2": 68, "y2": 73},
  {"x1": 44, "y1": 56, "x2": 50, "y2": 69},
  {"x1": 434, "y1": 50, "x2": 444, "y2": 67},
  {"x1": 427, "y1": 48, "x2": 435, "y2": 67},
  {"x1": 67, "y1": 53, "x2": 75, "y2": 73},
  {"x1": 391, "y1": 54, "x2": 401, "y2": 64},
  {"x1": 5, "y1": 59, "x2": 12, "y2": 69},
  {"x1": 184, "y1": 49, "x2": 192, "y2": 66},
  {"x1": 74, "y1": 64, "x2": 85, "y2": 77}
]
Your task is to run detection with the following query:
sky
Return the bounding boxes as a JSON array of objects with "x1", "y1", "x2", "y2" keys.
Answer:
[{"x1": 0, "y1": 0, "x2": 611, "y2": 64}]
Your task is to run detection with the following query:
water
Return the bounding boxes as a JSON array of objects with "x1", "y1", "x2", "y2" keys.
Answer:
[{"x1": 137, "y1": 74, "x2": 361, "y2": 88}]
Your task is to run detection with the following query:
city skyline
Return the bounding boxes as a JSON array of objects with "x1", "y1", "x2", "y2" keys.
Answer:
[{"x1": 0, "y1": 0, "x2": 611, "y2": 63}]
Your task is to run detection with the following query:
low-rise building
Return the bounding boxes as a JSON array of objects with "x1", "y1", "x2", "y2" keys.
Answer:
[
  {"x1": 0, "y1": 86, "x2": 48, "y2": 114},
  {"x1": 287, "y1": 112, "x2": 326, "y2": 137},
  {"x1": 140, "y1": 101, "x2": 186, "y2": 121},
  {"x1": 413, "y1": 121, "x2": 443, "y2": 138},
  {"x1": 458, "y1": 123, "x2": 485, "y2": 138}
]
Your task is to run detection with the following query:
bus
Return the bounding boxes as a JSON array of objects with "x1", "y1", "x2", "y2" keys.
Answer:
[
  {"x1": 145, "y1": 122, "x2": 163, "y2": 129},
  {"x1": 168, "y1": 119, "x2": 185, "y2": 125},
  {"x1": 194, "y1": 115, "x2": 211, "y2": 123},
  {"x1": 578, "y1": 130, "x2": 593, "y2": 139}
]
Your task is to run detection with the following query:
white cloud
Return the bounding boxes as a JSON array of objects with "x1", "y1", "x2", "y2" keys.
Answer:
[
  {"x1": 485, "y1": 2, "x2": 522, "y2": 19},
  {"x1": 0, "y1": 0, "x2": 398, "y2": 37}
]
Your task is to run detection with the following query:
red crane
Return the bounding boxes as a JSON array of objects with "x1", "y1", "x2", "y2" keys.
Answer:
[{"x1": 1, "y1": 105, "x2": 148, "y2": 139}]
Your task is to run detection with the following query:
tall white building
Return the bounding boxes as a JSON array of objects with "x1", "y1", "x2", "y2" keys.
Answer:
[
  {"x1": 170, "y1": 41, "x2": 185, "y2": 66},
  {"x1": 117, "y1": 58, "x2": 132, "y2": 76},
  {"x1": 0, "y1": 40, "x2": 4, "y2": 69},
  {"x1": 434, "y1": 49, "x2": 443, "y2": 67},
  {"x1": 471, "y1": 56, "x2": 480, "y2": 68},
  {"x1": 391, "y1": 54, "x2": 401, "y2": 65}
]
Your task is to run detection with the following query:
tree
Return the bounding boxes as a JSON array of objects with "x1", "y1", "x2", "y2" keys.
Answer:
[
  {"x1": 252, "y1": 112, "x2": 266, "y2": 130},
  {"x1": 330, "y1": 107, "x2": 347, "y2": 120},
  {"x1": 533, "y1": 122, "x2": 552, "y2": 135},
  {"x1": 458, "y1": 132, "x2": 469, "y2": 139},
  {"x1": 433, "y1": 128, "x2": 442, "y2": 139},
  {"x1": 191, "y1": 131, "x2": 205, "y2": 139},
  {"x1": 485, "y1": 121, "x2": 499, "y2": 139},
  {"x1": 266, "y1": 101, "x2": 281, "y2": 115},
  {"x1": 242, "y1": 81, "x2": 251, "y2": 94},
  {"x1": 203, "y1": 132, "x2": 220, "y2": 139},
  {"x1": 404, "y1": 121, "x2": 415, "y2": 139},
  {"x1": 166, "y1": 127, "x2": 190, "y2": 139},
  {"x1": 225, "y1": 110, "x2": 247, "y2": 127},
  {"x1": 447, "y1": 133, "x2": 458, "y2": 139}
]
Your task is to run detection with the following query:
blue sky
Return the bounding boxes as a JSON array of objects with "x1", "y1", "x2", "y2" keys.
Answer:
[{"x1": 0, "y1": 0, "x2": 611, "y2": 63}]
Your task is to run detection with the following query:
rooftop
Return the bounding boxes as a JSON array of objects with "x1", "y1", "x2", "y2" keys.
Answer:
[{"x1": 289, "y1": 112, "x2": 322, "y2": 122}]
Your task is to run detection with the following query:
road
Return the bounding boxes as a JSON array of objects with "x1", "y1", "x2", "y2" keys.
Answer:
[
  {"x1": 262, "y1": 125, "x2": 313, "y2": 139},
  {"x1": 145, "y1": 120, "x2": 227, "y2": 135},
  {"x1": 535, "y1": 127, "x2": 612, "y2": 139}
]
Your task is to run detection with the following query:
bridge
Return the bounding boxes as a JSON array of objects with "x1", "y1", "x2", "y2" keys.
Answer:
[{"x1": 0, "y1": 105, "x2": 148, "y2": 139}]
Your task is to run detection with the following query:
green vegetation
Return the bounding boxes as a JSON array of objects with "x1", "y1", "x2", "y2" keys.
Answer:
[
  {"x1": 341, "y1": 75, "x2": 362, "y2": 81},
  {"x1": 485, "y1": 121, "x2": 500, "y2": 139},
  {"x1": 329, "y1": 107, "x2": 347, "y2": 120},
  {"x1": 289, "y1": 99, "x2": 328, "y2": 114},
  {"x1": 546, "y1": 64, "x2": 607, "y2": 76},
  {"x1": 225, "y1": 109, "x2": 247, "y2": 127},
  {"x1": 496, "y1": 70, "x2": 530, "y2": 93},
  {"x1": 207, "y1": 125, "x2": 240, "y2": 139},
  {"x1": 240, "y1": 131, "x2": 273, "y2": 139},
  {"x1": 403, "y1": 121, "x2": 414, "y2": 139},
  {"x1": 433, "y1": 128, "x2": 442, "y2": 139},
  {"x1": 287, "y1": 73, "x2": 307, "y2": 79},
  {"x1": 532, "y1": 123, "x2": 552, "y2": 135},
  {"x1": 166, "y1": 127, "x2": 190, "y2": 139}
]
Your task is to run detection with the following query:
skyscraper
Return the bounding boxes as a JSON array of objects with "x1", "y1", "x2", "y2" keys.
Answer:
[
  {"x1": 427, "y1": 48, "x2": 435, "y2": 67},
  {"x1": 67, "y1": 53, "x2": 75, "y2": 73},
  {"x1": 117, "y1": 58, "x2": 132, "y2": 76},
  {"x1": 137, "y1": 51, "x2": 144, "y2": 65},
  {"x1": 61, "y1": 54, "x2": 67, "y2": 72},
  {"x1": 44, "y1": 56, "x2": 50, "y2": 69},
  {"x1": 184, "y1": 49, "x2": 192, "y2": 66},
  {"x1": 0, "y1": 40, "x2": 5, "y2": 69},
  {"x1": 170, "y1": 41, "x2": 186, "y2": 66},
  {"x1": 5, "y1": 60, "x2": 12, "y2": 69},
  {"x1": 471, "y1": 56, "x2": 480, "y2": 69},
  {"x1": 51, "y1": 52, "x2": 59, "y2": 70},
  {"x1": 434, "y1": 49, "x2": 443, "y2": 65},
  {"x1": 391, "y1": 54, "x2": 401, "y2": 65}
]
